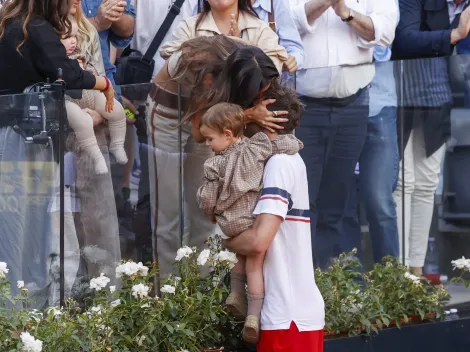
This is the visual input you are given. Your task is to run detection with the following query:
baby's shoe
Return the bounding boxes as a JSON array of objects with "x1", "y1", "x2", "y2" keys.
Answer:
[
  {"x1": 242, "y1": 315, "x2": 260, "y2": 344},
  {"x1": 225, "y1": 292, "x2": 247, "y2": 321}
]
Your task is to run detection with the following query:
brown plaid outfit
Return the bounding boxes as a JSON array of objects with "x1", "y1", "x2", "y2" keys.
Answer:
[
  {"x1": 66, "y1": 48, "x2": 101, "y2": 109},
  {"x1": 196, "y1": 132, "x2": 303, "y2": 238}
]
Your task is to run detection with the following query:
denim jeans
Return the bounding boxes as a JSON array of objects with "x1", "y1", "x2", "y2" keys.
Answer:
[
  {"x1": 296, "y1": 89, "x2": 369, "y2": 269},
  {"x1": 341, "y1": 107, "x2": 400, "y2": 263}
]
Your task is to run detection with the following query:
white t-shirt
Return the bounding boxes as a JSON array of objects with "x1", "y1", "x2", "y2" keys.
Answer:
[
  {"x1": 130, "y1": 0, "x2": 197, "y2": 78},
  {"x1": 254, "y1": 153, "x2": 325, "y2": 332}
]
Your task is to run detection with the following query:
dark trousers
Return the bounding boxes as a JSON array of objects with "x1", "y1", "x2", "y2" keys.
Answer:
[
  {"x1": 296, "y1": 89, "x2": 369, "y2": 269},
  {"x1": 341, "y1": 107, "x2": 400, "y2": 264}
]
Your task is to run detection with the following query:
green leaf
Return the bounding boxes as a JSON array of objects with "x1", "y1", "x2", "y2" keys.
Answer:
[
  {"x1": 183, "y1": 329, "x2": 194, "y2": 337},
  {"x1": 164, "y1": 323, "x2": 174, "y2": 333},
  {"x1": 382, "y1": 316, "x2": 390, "y2": 327}
]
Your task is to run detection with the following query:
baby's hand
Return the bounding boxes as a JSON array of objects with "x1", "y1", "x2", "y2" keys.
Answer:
[{"x1": 103, "y1": 84, "x2": 115, "y2": 113}]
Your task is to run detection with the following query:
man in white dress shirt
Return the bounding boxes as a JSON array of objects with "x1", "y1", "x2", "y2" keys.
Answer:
[{"x1": 289, "y1": 0, "x2": 398, "y2": 269}]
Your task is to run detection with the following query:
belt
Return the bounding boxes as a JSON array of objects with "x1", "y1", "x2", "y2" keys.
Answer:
[
  {"x1": 149, "y1": 84, "x2": 190, "y2": 113},
  {"x1": 302, "y1": 87, "x2": 366, "y2": 107}
]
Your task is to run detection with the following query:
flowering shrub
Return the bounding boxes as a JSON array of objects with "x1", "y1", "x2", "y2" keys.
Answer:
[
  {"x1": 0, "y1": 237, "x2": 238, "y2": 352},
  {"x1": 315, "y1": 251, "x2": 449, "y2": 336},
  {"x1": 451, "y1": 256, "x2": 470, "y2": 288}
]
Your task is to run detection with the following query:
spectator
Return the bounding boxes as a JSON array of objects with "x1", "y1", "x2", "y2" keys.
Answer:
[
  {"x1": 81, "y1": 0, "x2": 136, "y2": 86},
  {"x1": 131, "y1": 0, "x2": 196, "y2": 79},
  {"x1": 251, "y1": 0, "x2": 304, "y2": 72},
  {"x1": 342, "y1": 3, "x2": 401, "y2": 264},
  {"x1": 289, "y1": 0, "x2": 398, "y2": 269},
  {"x1": 392, "y1": 0, "x2": 468, "y2": 274},
  {"x1": 160, "y1": 0, "x2": 287, "y2": 72}
]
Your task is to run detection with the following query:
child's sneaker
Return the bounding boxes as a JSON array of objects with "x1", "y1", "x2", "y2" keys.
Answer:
[
  {"x1": 225, "y1": 292, "x2": 247, "y2": 320},
  {"x1": 242, "y1": 315, "x2": 260, "y2": 344}
]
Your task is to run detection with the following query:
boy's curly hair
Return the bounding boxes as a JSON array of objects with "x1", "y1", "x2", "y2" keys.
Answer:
[{"x1": 264, "y1": 83, "x2": 305, "y2": 134}]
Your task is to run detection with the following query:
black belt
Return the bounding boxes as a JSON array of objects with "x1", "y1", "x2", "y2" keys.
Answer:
[{"x1": 302, "y1": 87, "x2": 367, "y2": 108}]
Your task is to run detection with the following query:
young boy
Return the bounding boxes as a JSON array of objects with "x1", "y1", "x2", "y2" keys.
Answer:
[
  {"x1": 196, "y1": 100, "x2": 303, "y2": 343},
  {"x1": 224, "y1": 84, "x2": 326, "y2": 352}
]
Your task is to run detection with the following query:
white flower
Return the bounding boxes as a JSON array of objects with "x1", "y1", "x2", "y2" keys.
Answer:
[
  {"x1": 0, "y1": 262, "x2": 8, "y2": 279},
  {"x1": 132, "y1": 284, "x2": 150, "y2": 299},
  {"x1": 405, "y1": 272, "x2": 421, "y2": 285},
  {"x1": 20, "y1": 332, "x2": 43, "y2": 352},
  {"x1": 137, "y1": 335, "x2": 146, "y2": 346},
  {"x1": 115, "y1": 261, "x2": 149, "y2": 278},
  {"x1": 89, "y1": 273, "x2": 110, "y2": 291},
  {"x1": 175, "y1": 246, "x2": 193, "y2": 261},
  {"x1": 90, "y1": 305, "x2": 102, "y2": 315},
  {"x1": 109, "y1": 285, "x2": 116, "y2": 293},
  {"x1": 451, "y1": 257, "x2": 470, "y2": 272},
  {"x1": 160, "y1": 285, "x2": 176, "y2": 294},
  {"x1": 17, "y1": 280, "x2": 25, "y2": 289},
  {"x1": 47, "y1": 307, "x2": 62, "y2": 317},
  {"x1": 110, "y1": 299, "x2": 121, "y2": 308},
  {"x1": 29, "y1": 310, "x2": 43, "y2": 323},
  {"x1": 141, "y1": 303, "x2": 150, "y2": 308},
  {"x1": 215, "y1": 250, "x2": 238, "y2": 269},
  {"x1": 197, "y1": 249, "x2": 211, "y2": 266}
]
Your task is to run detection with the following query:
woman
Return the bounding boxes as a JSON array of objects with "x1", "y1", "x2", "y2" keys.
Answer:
[
  {"x1": 147, "y1": 35, "x2": 289, "y2": 277},
  {"x1": 0, "y1": 0, "x2": 113, "y2": 95},
  {"x1": 160, "y1": 0, "x2": 287, "y2": 73}
]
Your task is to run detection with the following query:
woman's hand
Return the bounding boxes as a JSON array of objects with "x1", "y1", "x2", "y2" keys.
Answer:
[
  {"x1": 83, "y1": 108, "x2": 104, "y2": 128},
  {"x1": 103, "y1": 83, "x2": 115, "y2": 113},
  {"x1": 245, "y1": 99, "x2": 289, "y2": 132},
  {"x1": 283, "y1": 54, "x2": 298, "y2": 73}
]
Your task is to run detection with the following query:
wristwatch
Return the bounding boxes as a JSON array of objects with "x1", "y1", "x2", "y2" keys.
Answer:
[{"x1": 342, "y1": 9, "x2": 355, "y2": 22}]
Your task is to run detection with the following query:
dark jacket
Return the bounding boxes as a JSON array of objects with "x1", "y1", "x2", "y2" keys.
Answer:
[
  {"x1": 392, "y1": 0, "x2": 454, "y2": 156},
  {"x1": 0, "y1": 16, "x2": 96, "y2": 96}
]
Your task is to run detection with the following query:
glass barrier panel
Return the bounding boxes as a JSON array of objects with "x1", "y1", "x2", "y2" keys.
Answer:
[{"x1": 0, "y1": 90, "x2": 59, "y2": 309}]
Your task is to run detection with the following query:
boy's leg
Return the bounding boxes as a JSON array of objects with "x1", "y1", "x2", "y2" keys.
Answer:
[
  {"x1": 93, "y1": 91, "x2": 128, "y2": 164},
  {"x1": 65, "y1": 101, "x2": 108, "y2": 174}
]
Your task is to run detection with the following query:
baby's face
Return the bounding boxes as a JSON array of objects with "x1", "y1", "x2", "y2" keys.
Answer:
[{"x1": 61, "y1": 21, "x2": 79, "y2": 56}]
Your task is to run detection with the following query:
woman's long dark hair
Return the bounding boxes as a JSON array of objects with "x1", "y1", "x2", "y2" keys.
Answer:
[
  {"x1": 176, "y1": 41, "x2": 280, "y2": 123},
  {"x1": 0, "y1": 0, "x2": 71, "y2": 52},
  {"x1": 196, "y1": 0, "x2": 258, "y2": 30}
]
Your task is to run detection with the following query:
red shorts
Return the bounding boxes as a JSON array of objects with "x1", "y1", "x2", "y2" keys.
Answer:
[{"x1": 257, "y1": 322, "x2": 324, "y2": 352}]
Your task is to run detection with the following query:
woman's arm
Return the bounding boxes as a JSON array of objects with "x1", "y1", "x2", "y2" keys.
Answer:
[{"x1": 29, "y1": 20, "x2": 97, "y2": 89}]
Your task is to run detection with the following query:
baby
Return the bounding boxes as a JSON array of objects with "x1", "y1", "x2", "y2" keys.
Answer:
[
  {"x1": 61, "y1": 17, "x2": 127, "y2": 174},
  {"x1": 196, "y1": 101, "x2": 303, "y2": 343}
]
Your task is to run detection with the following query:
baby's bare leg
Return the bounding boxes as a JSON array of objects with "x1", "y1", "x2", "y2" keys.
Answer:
[
  {"x1": 93, "y1": 91, "x2": 128, "y2": 164},
  {"x1": 65, "y1": 101, "x2": 108, "y2": 174}
]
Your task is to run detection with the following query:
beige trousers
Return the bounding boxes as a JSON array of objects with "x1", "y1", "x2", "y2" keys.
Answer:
[
  {"x1": 146, "y1": 97, "x2": 214, "y2": 276},
  {"x1": 394, "y1": 121, "x2": 445, "y2": 268}
]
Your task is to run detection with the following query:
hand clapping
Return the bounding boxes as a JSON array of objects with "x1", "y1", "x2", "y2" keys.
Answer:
[{"x1": 97, "y1": 0, "x2": 127, "y2": 27}]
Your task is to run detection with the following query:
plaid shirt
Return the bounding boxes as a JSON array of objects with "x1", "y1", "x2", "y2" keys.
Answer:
[{"x1": 197, "y1": 132, "x2": 303, "y2": 238}]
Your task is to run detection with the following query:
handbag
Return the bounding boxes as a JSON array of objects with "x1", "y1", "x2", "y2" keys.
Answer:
[{"x1": 115, "y1": 0, "x2": 186, "y2": 85}]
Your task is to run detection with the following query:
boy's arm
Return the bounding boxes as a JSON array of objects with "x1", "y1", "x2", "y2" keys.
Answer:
[
  {"x1": 224, "y1": 155, "x2": 294, "y2": 254},
  {"x1": 223, "y1": 214, "x2": 282, "y2": 255}
]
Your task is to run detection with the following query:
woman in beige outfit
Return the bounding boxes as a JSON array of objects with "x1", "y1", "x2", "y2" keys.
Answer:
[{"x1": 147, "y1": 0, "x2": 288, "y2": 278}]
